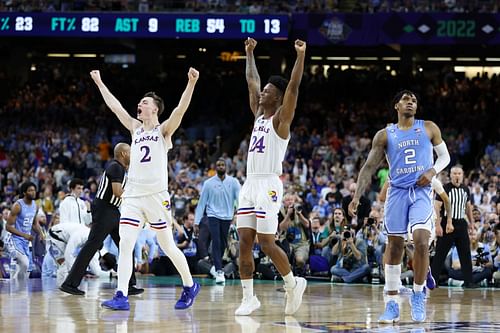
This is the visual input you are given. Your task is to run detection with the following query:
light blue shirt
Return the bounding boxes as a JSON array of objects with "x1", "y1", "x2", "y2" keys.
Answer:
[{"x1": 195, "y1": 174, "x2": 240, "y2": 225}]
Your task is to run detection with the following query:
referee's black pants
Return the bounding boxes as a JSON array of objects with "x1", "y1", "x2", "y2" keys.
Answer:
[
  {"x1": 64, "y1": 199, "x2": 137, "y2": 288},
  {"x1": 430, "y1": 218, "x2": 473, "y2": 285}
]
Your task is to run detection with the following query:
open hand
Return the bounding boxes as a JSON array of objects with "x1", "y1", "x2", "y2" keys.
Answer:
[
  {"x1": 416, "y1": 168, "x2": 436, "y2": 186},
  {"x1": 348, "y1": 199, "x2": 359, "y2": 217}
]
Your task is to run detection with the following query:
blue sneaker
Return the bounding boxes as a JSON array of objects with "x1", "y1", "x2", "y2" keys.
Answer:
[
  {"x1": 426, "y1": 267, "x2": 436, "y2": 290},
  {"x1": 175, "y1": 282, "x2": 200, "y2": 309},
  {"x1": 410, "y1": 291, "x2": 426, "y2": 322},
  {"x1": 101, "y1": 291, "x2": 130, "y2": 310},
  {"x1": 378, "y1": 300, "x2": 400, "y2": 323}
]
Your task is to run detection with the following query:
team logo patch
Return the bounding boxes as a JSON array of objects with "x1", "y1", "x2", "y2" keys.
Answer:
[
  {"x1": 162, "y1": 200, "x2": 171, "y2": 210},
  {"x1": 268, "y1": 190, "x2": 278, "y2": 202}
]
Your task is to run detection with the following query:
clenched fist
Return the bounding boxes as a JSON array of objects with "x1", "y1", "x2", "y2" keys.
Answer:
[
  {"x1": 294, "y1": 39, "x2": 306, "y2": 54},
  {"x1": 90, "y1": 70, "x2": 101, "y2": 83},
  {"x1": 188, "y1": 67, "x2": 199, "y2": 82},
  {"x1": 245, "y1": 37, "x2": 257, "y2": 53}
]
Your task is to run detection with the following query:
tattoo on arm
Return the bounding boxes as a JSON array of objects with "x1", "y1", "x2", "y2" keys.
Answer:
[{"x1": 354, "y1": 130, "x2": 386, "y2": 201}]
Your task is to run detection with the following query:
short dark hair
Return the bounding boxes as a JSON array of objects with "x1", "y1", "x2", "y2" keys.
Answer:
[
  {"x1": 268, "y1": 75, "x2": 288, "y2": 95},
  {"x1": 100, "y1": 253, "x2": 117, "y2": 271},
  {"x1": 144, "y1": 91, "x2": 165, "y2": 116},
  {"x1": 69, "y1": 178, "x2": 84, "y2": 190},
  {"x1": 20, "y1": 182, "x2": 37, "y2": 196},
  {"x1": 391, "y1": 90, "x2": 418, "y2": 109}
]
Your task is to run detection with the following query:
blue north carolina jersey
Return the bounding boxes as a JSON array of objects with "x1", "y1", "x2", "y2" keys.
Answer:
[
  {"x1": 385, "y1": 119, "x2": 433, "y2": 188},
  {"x1": 12, "y1": 199, "x2": 37, "y2": 242}
]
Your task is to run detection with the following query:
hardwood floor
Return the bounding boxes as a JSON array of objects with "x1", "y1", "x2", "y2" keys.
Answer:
[{"x1": 0, "y1": 276, "x2": 499, "y2": 332}]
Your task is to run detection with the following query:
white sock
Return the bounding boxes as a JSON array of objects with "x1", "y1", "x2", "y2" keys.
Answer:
[
  {"x1": 384, "y1": 264, "x2": 402, "y2": 292},
  {"x1": 156, "y1": 227, "x2": 194, "y2": 287},
  {"x1": 384, "y1": 293, "x2": 401, "y2": 306},
  {"x1": 241, "y1": 279, "x2": 254, "y2": 299},
  {"x1": 283, "y1": 272, "x2": 297, "y2": 289},
  {"x1": 413, "y1": 283, "x2": 425, "y2": 293},
  {"x1": 117, "y1": 225, "x2": 141, "y2": 297}
]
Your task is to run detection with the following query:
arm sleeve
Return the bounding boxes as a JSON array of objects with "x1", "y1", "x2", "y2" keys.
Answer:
[
  {"x1": 432, "y1": 142, "x2": 450, "y2": 174},
  {"x1": 194, "y1": 182, "x2": 209, "y2": 225}
]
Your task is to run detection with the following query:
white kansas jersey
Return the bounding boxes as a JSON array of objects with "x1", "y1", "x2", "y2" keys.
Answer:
[
  {"x1": 246, "y1": 115, "x2": 289, "y2": 175},
  {"x1": 125, "y1": 125, "x2": 172, "y2": 198}
]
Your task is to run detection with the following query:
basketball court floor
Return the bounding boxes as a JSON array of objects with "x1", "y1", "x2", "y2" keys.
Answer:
[{"x1": 1, "y1": 276, "x2": 498, "y2": 332}]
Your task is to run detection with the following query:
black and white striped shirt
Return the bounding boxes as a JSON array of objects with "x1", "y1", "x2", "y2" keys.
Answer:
[
  {"x1": 95, "y1": 160, "x2": 126, "y2": 208},
  {"x1": 437, "y1": 183, "x2": 470, "y2": 220}
]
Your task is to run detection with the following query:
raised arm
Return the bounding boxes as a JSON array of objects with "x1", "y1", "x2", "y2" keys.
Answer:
[
  {"x1": 275, "y1": 40, "x2": 306, "y2": 139},
  {"x1": 244, "y1": 37, "x2": 261, "y2": 117},
  {"x1": 90, "y1": 70, "x2": 140, "y2": 133},
  {"x1": 348, "y1": 129, "x2": 387, "y2": 216},
  {"x1": 160, "y1": 67, "x2": 199, "y2": 138}
]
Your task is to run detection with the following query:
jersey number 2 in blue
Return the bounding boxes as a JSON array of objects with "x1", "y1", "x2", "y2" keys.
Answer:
[
  {"x1": 140, "y1": 146, "x2": 151, "y2": 162},
  {"x1": 249, "y1": 136, "x2": 265, "y2": 153}
]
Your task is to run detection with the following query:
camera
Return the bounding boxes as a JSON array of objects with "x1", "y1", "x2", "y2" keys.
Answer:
[
  {"x1": 367, "y1": 217, "x2": 376, "y2": 226},
  {"x1": 474, "y1": 247, "x2": 490, "y2": 266},
  {"x1": 343, "y1": 230, "x2": 352, "y2": 239},
  {"x1": 294, "y1": 204, "x2": 303, "y2": 214}
]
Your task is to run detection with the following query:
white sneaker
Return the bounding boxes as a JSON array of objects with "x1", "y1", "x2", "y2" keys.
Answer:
[
  {"x1": 235, "y1": 295, "x2": 261, "y2": 316},
  {"x1": 448, "y1": 278, "x2": 464, "y2": 287},
  {"x1": 215, "y1": 270, "x2": 226, "y2": 284},
  {"x1": 284, "y1": 277, "x2": 307, "y2": 315},
  {"x1": 209, "y1": 265, "x2": 217, "y2": 278}
]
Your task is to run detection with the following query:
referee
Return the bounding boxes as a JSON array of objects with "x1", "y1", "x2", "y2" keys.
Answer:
[
  {"x1": 430, "y1": 165, "x2": 476, "y2": 288},
  {"x1": 60, "y1": 143, "x2": 144, "y2": 295}
]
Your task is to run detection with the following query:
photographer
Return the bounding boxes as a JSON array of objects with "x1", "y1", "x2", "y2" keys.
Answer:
[
  {"x1": 356, "y1": 212, "x2": 386, "y2": 269},
  {"x1": 447, "y1": 228, "x2": 493, "y2": 286},
  {"x1": 330, "y1": 227, "x2": 370, "y2": 283},
  {"x1": 278, "y1": 193, "x2": 310, "y2": 274},
  {"x1": 319, "y1": 208, "x2": 347, "y2": 265},
  {"x1": 491, "y1": 223, "x2": 500, "y2": 286}
]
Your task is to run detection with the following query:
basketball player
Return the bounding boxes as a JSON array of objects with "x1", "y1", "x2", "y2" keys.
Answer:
[
  {"x1": 349, "y1": 90, "x2": 450, "y2": 322},
  {"x1": 48, "y1": 222, "x2": 103, "y2": 286},
  {"x1": 61, "y1": 143, "x2": 143, "y2": 296},
  {"x1": 5, "y1": 182, "x2": 43, "y2": 279},
  {"x1": 380, "y1": 175, "x2": 453, "y2": 293},
  {"x1": 235, "y1": 38, "x2": 307, "y2": 316},
  {"x1": 91, "y1": 68, "x2": 200, "y2": 311}
]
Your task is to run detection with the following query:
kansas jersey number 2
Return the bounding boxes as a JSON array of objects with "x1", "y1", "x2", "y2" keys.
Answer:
[{"x1": 140, "y1": 146, "x2": 152, "y2": 162}]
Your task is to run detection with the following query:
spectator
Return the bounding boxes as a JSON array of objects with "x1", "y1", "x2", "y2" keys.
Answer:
[
  {"x1": 330, "y1": 228, "x2": 370, "y2": 283},
  {"x1": 194, "y1": 158, "x2": 240, "y2": 284},
  {"x1": 59, "y1": 178, "x2": 92, "y2": 225}
]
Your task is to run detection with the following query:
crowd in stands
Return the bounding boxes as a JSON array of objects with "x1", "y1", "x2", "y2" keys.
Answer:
[
  {"x1": 0, "y1": 60, "x2": 498, "y2": 286},
  {"x1": 1, "y1": 0, "x2": 499, "y2": 14}
]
